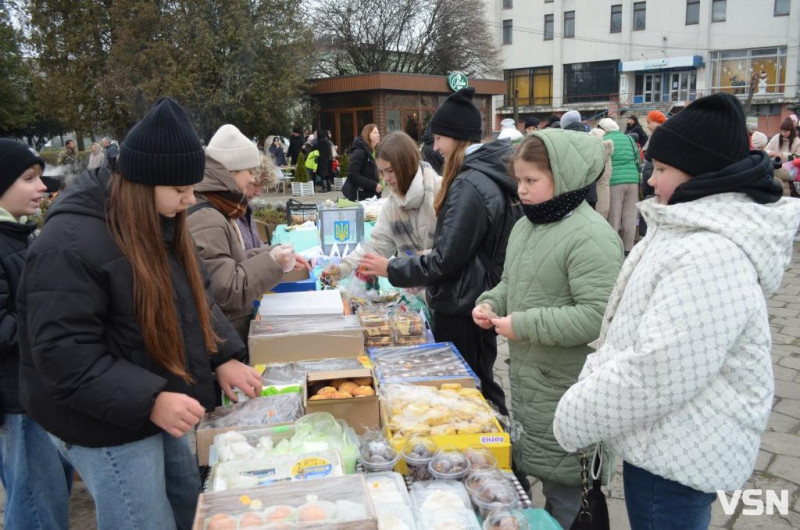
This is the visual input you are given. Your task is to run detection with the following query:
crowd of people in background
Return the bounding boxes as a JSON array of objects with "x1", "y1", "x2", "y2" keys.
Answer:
[{"x1": 3, "y1": 90, "x2": 800, "y2": 530}]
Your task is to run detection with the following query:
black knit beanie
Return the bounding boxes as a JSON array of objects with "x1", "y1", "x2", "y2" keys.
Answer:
[
  {"x1": 0, "y1": 139, "x2": 46, "y2": 198},
  {"x1": 430, "y1": 87, "x2": 483, "y2": 142},
  {"x1": 118, "y1": 97, "x2": 205, "y2": 186},
  {"x1": 646, "y1": 92, "x2": 749, "y2": 177}
]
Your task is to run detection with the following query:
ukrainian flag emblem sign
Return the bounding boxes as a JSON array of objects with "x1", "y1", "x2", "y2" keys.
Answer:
[{"x1": 334, "y1": 221, "x2": 350, "y2": 242}]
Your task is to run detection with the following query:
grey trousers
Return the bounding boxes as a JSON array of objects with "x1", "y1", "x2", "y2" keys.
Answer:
[
  {"x1": 609, "y1": 183, "x2": 639, "y2": 252},
  {"x1": 542, "y1": 479, "x2": 584, "y2": 529}
]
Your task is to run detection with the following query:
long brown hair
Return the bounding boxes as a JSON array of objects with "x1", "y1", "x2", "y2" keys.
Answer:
[
  {"x1": 361, "y1": 123, "x2": 378, "y2": 148},
  {"x1": 434, "y1": 139, "x2": 474, "y2": 214},
  {"x1": 106, "y1": 174, "x2": 219, "y2": 382},
  {"x1": 375, "y1": 131, "x2": 420, "y2": 196}
]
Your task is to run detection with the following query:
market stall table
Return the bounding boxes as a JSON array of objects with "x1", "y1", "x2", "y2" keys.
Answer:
[{"x1": 271, "y1": 220, "x2": 375, "y2": 251}]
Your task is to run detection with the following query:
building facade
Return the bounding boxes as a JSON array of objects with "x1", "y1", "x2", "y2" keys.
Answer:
[
  {"x1": 487, "y1": 0, "x2": 800, "y2": 133},
  {"x1": 309, "y1": 73, "x2": 505, "y2": 152}
]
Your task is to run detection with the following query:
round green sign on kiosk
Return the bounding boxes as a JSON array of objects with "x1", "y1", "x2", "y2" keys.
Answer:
[{"x1": 447, "y1": 72, "x2": 469, "y2": 92}]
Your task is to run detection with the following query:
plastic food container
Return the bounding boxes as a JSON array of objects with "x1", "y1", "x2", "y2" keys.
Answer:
[
  {"x1": 464, "y1": 468, "x2": 507, "y2": 497},
  {"x1": 360, "y1": 437, "x2": 400, "y2": 472},
  {"x1": 482, "y1": 507, "x2": 531, "y2": 530},
  {"x1": 428, "y1": 447, "x2": 471, "y2": 481},
  {"x1": 402, "y1": 437, "x2": 437, "y2": 481},
  {"x1": 465, "y1": 444, "x2": 498, "y2": 471},
  {"x1": 471, "y1": 481, "x2": 520, "y2": 518}
]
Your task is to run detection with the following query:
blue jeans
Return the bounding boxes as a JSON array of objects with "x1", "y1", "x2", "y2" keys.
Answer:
[
  {"x1": 49, "y1": 432, "x2": 200, "y2": 530},
  {"x1": 0, "y1": 413, "x2": 73, "y2": 530},
  {"x1": 624, "y1": 461, "x2": 716, "y2": 530}
]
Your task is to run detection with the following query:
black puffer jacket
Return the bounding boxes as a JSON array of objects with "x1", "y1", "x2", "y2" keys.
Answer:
[
  {"x1": 343, "y1": 137, "x2": 380, "y2": 200},
  {"x1": 388, "y1": 139, "x2": 522, "y2": 316},
  {"x1": 625, "y1": 123, "x2": 648, "y2": 147},
  {"x1": 17, "y1": 169, "x2": 245, "y2": 447},
  {"x1": 0, "y1": 219, "x2": 37, "y2": 417}
]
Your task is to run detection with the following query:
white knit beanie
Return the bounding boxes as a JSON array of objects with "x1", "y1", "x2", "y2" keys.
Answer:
[
  {"x1": 205, "y1": 124, "x2": 261, "y2": 171},
  {"x1": 751, "y1": 131, "x2": 768, "y2": 151},
  {"x1": 597, "y1": 118, "x2": 620, "y2": 132}
]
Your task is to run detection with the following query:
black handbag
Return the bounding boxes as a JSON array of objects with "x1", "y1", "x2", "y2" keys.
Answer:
[{"x1": 570, "y1": 444, "x2": 610, "y2": 530}]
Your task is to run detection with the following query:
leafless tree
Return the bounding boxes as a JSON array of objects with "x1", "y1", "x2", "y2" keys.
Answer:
[{"x1": 310, "y1": 0, "x2": 500, "y2": 78}]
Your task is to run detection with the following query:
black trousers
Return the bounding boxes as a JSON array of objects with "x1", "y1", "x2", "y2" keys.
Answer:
[{"x1": 431, "y1": 312, "x2": 508, "y2": 416}]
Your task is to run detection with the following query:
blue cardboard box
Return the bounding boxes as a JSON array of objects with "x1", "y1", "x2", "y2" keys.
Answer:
[{"x1": 269, "y1": 268, "x2": 317, "y2": 293}]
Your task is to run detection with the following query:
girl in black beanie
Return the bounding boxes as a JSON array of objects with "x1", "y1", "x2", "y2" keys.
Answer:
[
  {"x1": 17, "y1": 98, "x2": 261, "y2": 529},
  {"x1": 361, "y1": 87, "x2": 521, "y2": 416}
]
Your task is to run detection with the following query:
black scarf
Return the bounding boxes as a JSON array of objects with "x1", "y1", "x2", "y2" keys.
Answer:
[
  {"x1": 669, "y1": 151, "x2": 782, "y2": 205},
  {"x1": 522, "y1": 185, "x2": 591, "y2": 224}
]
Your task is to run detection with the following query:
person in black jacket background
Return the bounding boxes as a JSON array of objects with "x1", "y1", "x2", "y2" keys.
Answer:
[
  {"x1": 0, "y1": 139, "x2": 74, "y2": 530},
  {"x1": 361, "y1": 88, "x2": 521, "y2": 415},
  {"x1": 287, "y1": 128, "x2": 304, "y2": 165},
  {"x1": 625, "y1": 114, "x2": 648, "y2": 147},
  {"x1": 17, "y1": 98, "x2": 262, "y2": 530},
  {"x1": 315, "y1": 129, "x2": 335, "y2": 191},
  {"x1": 342, "y1": 123, "x2": 382, "y2": 200}
]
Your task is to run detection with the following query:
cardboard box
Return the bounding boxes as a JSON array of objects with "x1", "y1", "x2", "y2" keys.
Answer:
[
  {"x1": 268, "y1": 268, "x2": 317, "y2": 293},
  {"x1": 305, "y1": 369, "x2": 380, "y2": 434},
  {"x1": 259, "y1": 289, "x2": 345, "y2": 317},
  {"x1": 192, "y1": 474, "x2": 378, "y2": 530},
  {"x1": 248, "y1": 315, "x2": 365, "y2": 365},
  {"x1": 195, "y1": 392, "x2": 304, "y2": 466},
  {"x1": 382, "y1": 399, "x2": 512, "y2": 472}
]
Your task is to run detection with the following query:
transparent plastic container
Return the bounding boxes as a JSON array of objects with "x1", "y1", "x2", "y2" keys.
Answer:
[
  {"x1": 464, "y1": 468, "x2": 507, "y2": 497},
  {"x1": 360, "y1": 438, "x2": 400, "y2": 472},
  {"x1": 401, "y1": 437, "x2": 437, "y2": 481},
  {"x1": 465, "y1": 444, "x2": 498, "y2": 471},
  {"x1": 482, "y1": 507, "x2": 531, "y2": 530},
  {"x1": 427, "y1": 447, "x2": 471, "y2": 480},
  {"x1": 471, "y1": 481, "x2": 520, "y2": 518}
]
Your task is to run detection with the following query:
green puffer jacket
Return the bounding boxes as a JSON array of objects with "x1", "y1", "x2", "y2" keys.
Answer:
[
  {"x1": 477, "y1": 129, "x2": 623, "y2": 485},
  {"x1": 606, "y1": 130, "x2": 641, "y2": 186}
]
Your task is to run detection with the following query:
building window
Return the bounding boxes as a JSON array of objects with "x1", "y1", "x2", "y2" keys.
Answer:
[
  {"x1": 686, "y1": 0, "x2": 699, "y2": 24},
  {"x1": 505, "y1": 67, "x2": 553, "y2": 107},
  {"x1": 710, "y1": 47, "x2": 787, "y2": 95},
  {"x1": 633, "y1": 2, "x2": 646, "y2": 30},
  {"x1": 610, "y1": 5, "x2": 622, "y2": 33},
  {"x1": 545, "y1": 0, "x2": 553, "y2": 3},
  {"x1": 564, "y1": 11, "x2": 575, "y2": 38},
  {"x1": 712, "y1": 0, "x2": 726, "y2": 21},
  {"x1": 775, "y1": 0, "x2": 790, "y2": 15},
  {"x1": 503, "y1": 20, "x2": 512, "y2": 45},
  {"x1": 502, "y1": 0, "x2": 512, "y2": 9},
  {"x1": 544, "y1": 14, "x2": 554, "y2": 40},
  {"x1": 563, "y1": 60, "x2": 620, "y2": 103}
]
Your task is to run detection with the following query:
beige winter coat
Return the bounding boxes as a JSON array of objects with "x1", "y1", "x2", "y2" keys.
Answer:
[
  {"x1": 337, "y1": 162, "x2": 441, "y2": 277},
  {"x1": 188, "y1": 156, "x2": 283, "y2": 342}
]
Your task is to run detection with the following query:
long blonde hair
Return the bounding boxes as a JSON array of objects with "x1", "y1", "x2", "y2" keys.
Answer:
[
  {"x1": 434, "y1": 139, "x2": 474, "y2": 215},
  {"x1": 106, "y1": 174, "x2": 219, "y2": 382}
]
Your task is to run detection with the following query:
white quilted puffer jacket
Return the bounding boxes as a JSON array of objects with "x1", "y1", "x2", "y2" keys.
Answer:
[{"x1": 554, "y1": 193, "x2": 800, "y2": 493}]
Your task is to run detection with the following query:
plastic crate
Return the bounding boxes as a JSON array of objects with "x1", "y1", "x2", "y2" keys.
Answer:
[{"x1": 286, "y1": 199, "x2": 318, "y2": 226}]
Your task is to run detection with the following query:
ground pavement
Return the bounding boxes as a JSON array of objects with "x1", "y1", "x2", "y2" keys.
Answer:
[{"x1": 2, "y1": 204, "x2": 799, "y2": 528}]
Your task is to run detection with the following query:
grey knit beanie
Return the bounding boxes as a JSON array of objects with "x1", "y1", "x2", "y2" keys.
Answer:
[{"x1": 205, "y1": 124, "x2": 261, "y2": 171}]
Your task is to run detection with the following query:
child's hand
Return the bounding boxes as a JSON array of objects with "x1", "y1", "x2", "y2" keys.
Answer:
[
  {"x1": 215, "y1": 360, "x2": 263, "y2": 402},
  {"x1": 472, "y1": 303, "x2": 495, "y2": 329},
  {"x1": 150, "y1": 392, "x2": 205, "y2": 438},
  {"x1": 491, "y1": 315, "x2": 517, "y2": 340}
]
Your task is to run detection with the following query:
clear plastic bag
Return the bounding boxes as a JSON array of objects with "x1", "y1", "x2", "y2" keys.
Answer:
[
  {"x1": 369, "y1": 342, "x2": 479, "y2": 387},
  {"x1": 199, "y1": 393, "x2": 304, "y2": 430}
]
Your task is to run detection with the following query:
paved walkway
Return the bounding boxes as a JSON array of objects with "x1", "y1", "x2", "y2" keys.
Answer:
[
  {"x1": 2, "y1": 232, "x2": 799, "y2": 529},
  {"x1": 493, "y1": 242, "x2": 800, "y2": 529}
]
